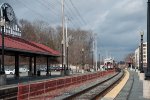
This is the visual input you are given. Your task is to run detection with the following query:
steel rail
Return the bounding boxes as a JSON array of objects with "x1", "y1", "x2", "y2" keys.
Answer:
[{"x1": 63, "y1": 70, "x2": 124, "y2": 100}]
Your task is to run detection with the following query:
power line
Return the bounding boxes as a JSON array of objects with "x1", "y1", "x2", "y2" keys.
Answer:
[
  {"x1": 69, "y1": 0, "x2": 93, "y2": 30},
  {"x1": 55, "y1": 0, "x2": 80, "y2": 28},
  {"x1": 16, "y1": 0, "x2": 50, "y2": 22},
  {"x1": 69, "y1": 0, "x2": 87, "y2": 25},
  {"x1": 56, "y1": 0, "x2": 86, "y2": 28},
  {"x1": 37, "y1": 0, "x2": 60, "y2": 16},
  {"x1": 15, "y1": 0, "x2": 91, "y2": 30},
  {"x1": 64, "y1": 0, "x2": 83, "y2": 28},
  {"x1": 37, "y1": 0, "x2": 77, "y2": 28}
]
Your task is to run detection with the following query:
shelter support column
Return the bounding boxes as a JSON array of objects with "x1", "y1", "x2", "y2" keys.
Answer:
[
  {"x1": 34, "y1": 56, "x2": 36, "y2": 75},
  {"x1": 15, "y1": 54, "x2": 19, "y2": 78},
  {"x1": 46, "y1": 57, "x2": 49, "y2": 76},
  {"x1": 29, "y1": 56, "x2": 32, "y2": 76}
]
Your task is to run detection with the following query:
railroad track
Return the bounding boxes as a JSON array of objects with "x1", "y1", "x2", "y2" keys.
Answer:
[
  {"x1": 62, "y1": 70, "x2": 124, "y2": 100},
  {"x1": 0, "y1": 92, "x2": 17, "y2": 100},
  {"x1": 0, "y1": 86, "x2": 17, "y2": 100}
]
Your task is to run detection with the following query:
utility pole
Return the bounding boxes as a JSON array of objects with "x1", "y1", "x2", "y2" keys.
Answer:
[
  {"x1": 65, "y1": 17, "x2": 69, "y2": 71},
  {"x1": 61, "y1": 0, "x2": 66, "y2": 75},
  {"x1": 99, "y1": 53, "x2": 100, "y2": 70},
  {"x1": 82, "y1": 48, "x2": 84, "y2": 73},
  {"x1": 92, "y1": 36, "x2": 95, "y2": 71},
  {"x1": 102, "y1": 56, "x2": 104, "y2": 66},
  {"x1": 92, "y1": 49, "x2": 94, "y2": 70},
  {"x1": 95, "y1": 37, "x2": 97, "y2": 71}
]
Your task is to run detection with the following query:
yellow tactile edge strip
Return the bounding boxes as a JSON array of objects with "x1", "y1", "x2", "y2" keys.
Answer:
[{"x1": 102, "y1": 70, "x2": 129, "y2": 100}]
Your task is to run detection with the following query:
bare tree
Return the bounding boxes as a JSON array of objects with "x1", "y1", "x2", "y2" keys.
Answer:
[
  {"x1": 124, "y1": 53, "x2": 135, "y2": 67},
  {"x1": 18, "y1": 19, "x2": 94, "y2": 66}
]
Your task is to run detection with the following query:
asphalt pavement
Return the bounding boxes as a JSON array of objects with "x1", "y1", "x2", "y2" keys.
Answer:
[
  {"x1": 4, "y1": 70, "x2": 83, "y2": 85},
  {"x1": 6, "y1": 71, "x2": 62, "y2": 85}
]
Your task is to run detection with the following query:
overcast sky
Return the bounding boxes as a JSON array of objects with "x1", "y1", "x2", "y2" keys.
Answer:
[{"x1": 0, "y1": 0, "x2": 147, "y2": 61}]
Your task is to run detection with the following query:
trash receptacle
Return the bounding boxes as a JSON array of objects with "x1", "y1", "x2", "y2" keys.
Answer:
[{"x1": 37, "y1": 70, "x2": 41, "y2": 76}]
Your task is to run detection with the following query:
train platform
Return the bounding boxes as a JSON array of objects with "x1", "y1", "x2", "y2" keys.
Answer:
[
  {"x1": 0, "y1": 71, "x2": 83, "y2": 99},
  {"x1": 102, "y1": 70, "x2": 129, "y2": 100},
  {"x1": 1, "y1": 70, "x2": 114, "y2": 99},
  {"x1": 16, "y1": 70, "x2": 115, "y2": 100},
  {"x1": 103, "y1": 70, "x2": 150, "y2": 100},
  {"x1": 4, "y1": 69, "x2": 150, "y2": 100},
  {"x1": 0, "y1": 71, "x2": 83, "y2": 88}
]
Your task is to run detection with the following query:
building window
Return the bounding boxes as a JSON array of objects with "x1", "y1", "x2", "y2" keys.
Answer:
[
  {"x1": 143, "y1": 59, "x2": 147, "y2": 62},
  {"x1": 143, "y1": 44, "x2": 146, "y2": 47},
  {"x1": 144, "y1": 63, "x2": 147, "y2": 67}
]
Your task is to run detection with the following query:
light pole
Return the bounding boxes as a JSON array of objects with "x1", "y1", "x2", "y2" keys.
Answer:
[
  {"x1": 92, "y1": 49, "x2": 94, "y2": 70},
  {"x1": 66, "y1": 42, "x2": 69, "y2": 70},
  {"x1": 0, "y1": 18, "x2": 5, "y2": 74},
  {"x1": 145, "y1": 0, "x2": 150, "y2": 79},
  {"x1": 140, "y1": 31, "x2": 144, "y2": 73},
  {"x1": 82, "y1": 48, "x2": 84, "y2": 71},
  {"x1": 138, "y1": 46, "x2": 141, "y2": 71}
]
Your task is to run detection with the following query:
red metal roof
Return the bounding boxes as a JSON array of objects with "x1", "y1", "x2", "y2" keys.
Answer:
[
  {"x1": 31, "y1": 42, "x2": 60, "y2": 55},
  {"x1": 0, "y1": 34, "x2": 60, "y2": 56}
]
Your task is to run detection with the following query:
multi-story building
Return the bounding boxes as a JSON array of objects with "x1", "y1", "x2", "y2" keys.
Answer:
[{"x1": 134, "y1": 42, "x2": 147, "y2": 69}]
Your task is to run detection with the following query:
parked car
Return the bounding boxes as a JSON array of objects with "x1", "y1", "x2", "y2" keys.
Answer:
[
  {"x1": 39, "y1": 67, "x2": 47, "y2": 71},
  {"x1": 49, "y1": 66, "x2": 55, "y2": 71},
  {"x1": 49, "y1": 66, "x2": 63, "y2": 71},
  {"x1": 19, "y1": 68, "x2": 29, "y2": 73},
  {"x1": 55, "y1": 66, "x2": 63, "y2": 71},
  {"x1": 5, "y1": 69, "x2": 15, "y2": 75}
]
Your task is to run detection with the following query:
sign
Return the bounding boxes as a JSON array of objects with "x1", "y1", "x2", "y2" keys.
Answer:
[{"x1": 0, "y1": 3, "x2": 21, "y2": 37}]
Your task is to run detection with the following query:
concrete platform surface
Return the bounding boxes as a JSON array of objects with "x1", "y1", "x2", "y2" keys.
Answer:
[
  {"x1": 115, "y1": 70, "x2": 149, "y2": 100},
  {"x1": 102, "y1": 70, "x2": 129, "y2": 100}
]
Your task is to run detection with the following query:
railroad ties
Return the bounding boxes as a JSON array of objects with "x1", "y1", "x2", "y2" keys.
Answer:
[{"x1": 54, "y1": 70, "x2": 124, "y2": 100}]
